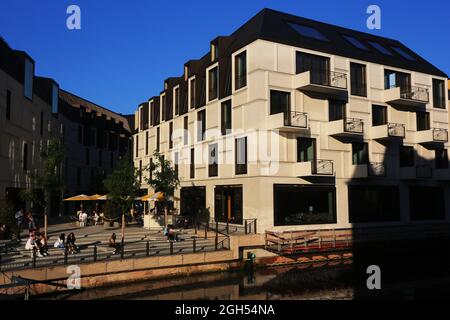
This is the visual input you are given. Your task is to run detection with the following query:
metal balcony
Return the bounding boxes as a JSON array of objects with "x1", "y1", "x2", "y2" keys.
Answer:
[
  {"x1": 294, "y1": 70, "x2": 348, "y2": 96},
  {"x1": 371, "y1": 123, "x2": 405, "y2": 140},
  {"x1": 312, "y1": 159, "x2": 334, "y2": 176},
  {"x1": 384, "y1": 85, "x2": 429, "y2": 108},
  {"x1": 368, "y1": 162, "x2": 386, "y2": 177},
  {"x1": 328, "y1": 117, "x2": 364, "y2": 138},
  {"x1": 415, "y1": 128, "x2": 449, "y2": 145},
  {"x1": 284, "y1": 111, "x2": 308, "y2": 128}
]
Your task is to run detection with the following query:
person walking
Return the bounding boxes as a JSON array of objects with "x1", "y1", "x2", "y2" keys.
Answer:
[{"x1": 66, "y1": 232, "x2": 77, "y2": 254}]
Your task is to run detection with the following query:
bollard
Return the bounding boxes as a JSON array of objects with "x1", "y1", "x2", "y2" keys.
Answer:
[
  {"x1": 146, "y1": 241, "x2": 150, "y2": 257},
  {"x1": 93, "y1": 245, "x2": 97, "y2": 262},
  {"x1": 170, "y1": 241, "x2": 174, "y2": 255},
  {"x1": 245, "y1": 220, "x2": 248, "y2": 235},
  {"x1": 193, "y1": 238, "x2": 196, "y2": 253}
]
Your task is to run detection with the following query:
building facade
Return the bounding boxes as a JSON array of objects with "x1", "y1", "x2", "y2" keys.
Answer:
[
  {"x1": 133, "y1": 9, "x2": 450, "y2": 232},
  {"x1": 0, "y1": 37, "x2": 133, "y2": 216}
]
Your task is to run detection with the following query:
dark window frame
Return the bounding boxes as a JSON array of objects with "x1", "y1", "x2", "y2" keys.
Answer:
[
  {"x1": 352, "y1": 142, "x2": 369, "y2": 165},
  {"x1": 208, "y1": 143, "x2": 218, "y2": 177},
  {"x1": 350, "y1": 62, "x2": 367, "y2": 97},
  {"x1": 372, "y1": 105, "x2": 387, "y2": 126},
  {"x1": 197, "y1": 110, "x2": 206, "y2": 142},
  {"x1": 6, "y1": 90, "x2": 11, "y2": 120},
  {"x1": 270, "y1": 90, "x2": 290, "y2": 115},
  {"x1": 208, "y1": 67, "x2": 218, "y2": 101},
  {"x1": 235, "y1": 51, "x2": 247, "y2": 90},
  {"x1": 432, "y1": 79, "x2": 446, "y2": 109},
  {"x1": 235, "y1": 137, "x2": 248, "y2": 175},
  {"x1": 221, "y1": 99, "x2": 232, "y2": 136}
]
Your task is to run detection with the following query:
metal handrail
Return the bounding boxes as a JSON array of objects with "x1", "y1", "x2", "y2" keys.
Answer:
[
  {"x1": 284, "y1": 111, "x2": 308, "y2": 128},
  {"x1": 311, "y1": 159, "x2": 334, "y2": 175},
  {"x1": 387, "y1": 123, "x2": 405, "y2": 137},
  {"x1": 310, "y1": 70, "x2": 347, "y2": 89},
  {"x1": 344, "y1": 117, "x2": 364, "y2": 133},
  {"x1": 368, "y1": 162, "x2": 386, "y2": 177},
  {"x1": 395, "y1": 85, "x2": 429, "y2": 102},
  {"x1": 433, "y1": 128, "x2": 449, "y2": 142}
]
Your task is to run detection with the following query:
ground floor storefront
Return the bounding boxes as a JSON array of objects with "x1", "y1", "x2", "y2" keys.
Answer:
[{"x1": 177, "y1": 177, "x2": 450, "y2": 232}]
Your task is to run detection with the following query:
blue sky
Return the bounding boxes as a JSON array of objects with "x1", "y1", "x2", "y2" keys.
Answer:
[{"x1": 1, "y1": 0, "x2": 449, "y2": 115}]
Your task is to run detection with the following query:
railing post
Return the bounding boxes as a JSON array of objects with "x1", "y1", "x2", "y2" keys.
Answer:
[
  {"x1": 245, "y1": 220, "x2": 248, "y2": 235},
  {"x1": 93, "y1": 245, "x2": 97, "y2": 262},
  {"x1": 146, "y1": 241, "x2": 150, "y2": 257},
  {"x1": 215, "y1": 234, "x2": 218, "y2": 251},
  {"x1": 215, "y1": 220, "x2": 218, "y2": 233},
  {"x1": 254, "y1": 219, "x2": 257, "y2": 234},
  {"x1": 64, "y1": 246, "x2": 68, "y2": 265},
  {"x1": 193, "y1": 238, "x2": 196, "y2": 253},
  {"x1": 170, "y1": 241, "x2": 174, "y2": 255},
  {"x1": 32, "y1": 249, "x2": 36, "y2": 268},
  {"x1": 204, "y1": 221, "x2": 208, "y2": 240}
]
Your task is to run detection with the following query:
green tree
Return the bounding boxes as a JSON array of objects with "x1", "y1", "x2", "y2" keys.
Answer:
[
  {"x1": 145, "y1": 151, "x2": 180, "y2": 227},
  {"x1": 22, "y1": 136, "x2": 65, "y2": 237},
  {"x1": 103, "y1": 153, "x2": 142, "y2": 247}
]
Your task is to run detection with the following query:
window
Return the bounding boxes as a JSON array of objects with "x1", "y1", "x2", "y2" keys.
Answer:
[
  {"x1": 436, "y1": 149, "x2": 449, "y2": 169},
  {"x1": 384, "y1": 69, "x2": 411, "y2": 91},
  {"x1": 399, "y1": 146, "x2": 415, "y2": 167},
  {"x1": 40, "y1": 112, "x2": 44, "y2": 136},
  {"x1": 350, "y1": 63, "x2": 367, "y2": 97},
  {"x1": 368, "y1": 41, "x2": 393, "y2": 56},
  {"x1": 215, "y1": 185, "x2": 243, "y2": 224},
  {"x1": 372, "y1": 105, "x2": 387, "y2": 126},
  {"x1": 235, "y1": 137, "x2": 247, "y2": 175},
  {"x1": 391, "y1": 47, "x2": 416, "y2": 61},
  {"x1": 169, "y1": 122, "x2": 173, "y2": 149},
  {"x1": 174, "y1": 87, "x2": 180, "y2": 115},
  {"x1": 23, "y1": 143, "x2": 28, "y2": 171},
  {"x1": 352, "y1": 142, "x2": 369, "y2": 165},
  {"x1": 270, "y1": 90, "x2": 290, "y2": 115},
  {"x1": 296, "y1": 52, "x2": 330, "y2": 85},
  {"x1": 235, "y1": 51, "x2": 247, "y2": 90},
  {"x1": 208, "y1": 143, "x2": 218, "y2": 177},
  {"x1": 208, "y1": 67, "x2": 218, "y2": 101},
  {"x1": 86, "y1": 148, "x2": 90, "y2": 165},
  {"x1": 197, "y1": 110, "x2": 206, "y2": 141},
  {"x1": 135, "y1": 135, "x2": 139, "y2": 157},
  {"x1": 433, "y1": 79, "x2": 446, "y2": 109},
  {"x1": 211, "y1": 43, "x2": 219, "y2": 61},
  {"x1": 297, "y1": 138, "x2": 316, "y2": 162},
  {"x1": 328, "y1": 100, "x2": 346, "y2": 121},
  {"x1": 221, "y1": 100, "x2": 232, "y2": 135},
  {"x1": 149, "y1": 158, "x2": 153, "y2": 181},
  {"x1": 98, "y1": 150, "x2": 102, "y2": 167},
  {"x1": 190, "y1": 148, "x2": 195, "y2": 179},
  {"x1": 77, "y1": 168, "x2": 81, "y2": 186},
  {"x1": 410, "y1": 187, "x2": 445, "y2": 221},
  {"x1": 416, "y1": 112, "x2": 430, "y2": 131},
  {"x1": 24, "y1": 58, "x2": 34, "y2": 100},
  {"x1": 145, "y1": 131, "x2": 149, "y2": 155},
  {"x1": 139, "y1": 160, "x2": 142, "y2": 183},
  {"x1": 274, "y1": 185, "x2": 336, "y2": 226},
  {"x1": 52, "y1": 84, "x2": 59, "y2": 113},
  {"x1": 183, "y1": 116, "x2": 188, "y2": 145},
  {"x1": 174, "y1": 152, "x2": 179, "y2": 178},
  {"x1": 287, "y1": 22, "x2": 329, "y2": 41},
  {"x1": 161, "y1": 95, "x2": 166, "y2": 121},
  {"x1": 156, "y1": 127, "x2": 160, "y2": 152},
  {"x1": 349, "y1": 186, "x2": 400, "y2": 223},
  {"x1": 6, "y1": 90, "x2": 11, "y2": 120},
  {"x1": 343, "y1": 35, "x2": 368, "y2": 50},
  {"x1": 190, "y1": 78, "x2": 196, "y2": 108}
]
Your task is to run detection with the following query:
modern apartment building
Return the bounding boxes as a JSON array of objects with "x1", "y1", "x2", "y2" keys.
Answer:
[
  {"x1": 133, "y1": 9, "x2": 450, "y2": 232},
  {"x1": 0, "y1": 36, "x2": 133, "y2": 215}
]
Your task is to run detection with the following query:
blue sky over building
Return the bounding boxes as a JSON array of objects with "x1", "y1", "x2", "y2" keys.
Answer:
[{"x1": 1, "y1": 0, "x2": 449, "y2": 115}]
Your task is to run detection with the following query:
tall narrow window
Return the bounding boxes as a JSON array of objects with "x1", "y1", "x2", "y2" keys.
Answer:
[
  {"x1": 372, "y1": 105, "x2": 387, "y2": 126},
  {"x1": 23, "y1": 143, "x2": 28, "y2": 171},
  {"x1": 161, "y1": 95, "x2": 166, "y2": 121},
  {"x1": 350, "y1": 63, "x2": 367, "y2": 97},
  {"x1": 169, "y1": 122, "x2": 173, "y2": 149},
  {"x1": 221, "y1": 100, "x2": 232, "y2": 135},
  {"x1": 297, "y1": 138, "x2": 316, "y2": 162},
  {"x1": 40, "y1": 112, "x2": 44, "y2": 136},
  {"x1": 197, "y1": 110, "x2": 206, "y2": 141},
  {"x1": 149, "y1": 158, "x2": 153, "y2": 181},
  {"x1": 433, "y1": 79, "x2": 446, "y2": 109},
  {"x1": 235, "y1": 137, "x2": 247, "y2": 175},
  {"x1": 352, "y1": 142, "x2": 369, "y2": 165},
  {"x1": 296, "y1": 52, "x2": 330, "y2": 85},
  {"x1": 145, "y1": 131, "x2": 149, "y2": 155},
  {"x1": 52, "y1": 84, "x2": 58, "y2": 113},
  {"x1": 139, "y1": 160, "x2": 142, "y2": 183},
  {"x1": 416, "y1": 112, "x2": 430, "y2": 131},
  {"x1": 208, "y1": 143, "x2": 218, "y2": 177},
  {"x1": 270, "y1": 90, "x2": 290, "y2": 115},
  {"x1": 174, "y1": 87, "x2": 180, "y2": 115},
  {"x1": 156, "y1": 127, "x2": 160, "y2": 152},
  {"x1": 190, "y1": 78, "x2": 196, "y2": 108},
  {"x1": 135, "y1": 135, "x2": 139, "y2": 157},
  {"x1": 190, "y1": 148, "x2": 195, "y2": 179},
  {"x1": 174, "y1": 152, "x2": 179, "y2": 178},
  {"x1": 384, "y1": 69, "x2": 411, "y2": 92},
  {"x1": 24, "y1": 58, "x2": 33, "y2": 100},
  {"x1": 183, "y1": 116, "x2": 188, "y2": 145},
  {"x1": 6, "y1": 90, "x2": 11, "y2": 120},
  {"x1": 235, "y1": 51, "x2": 247, "y2": 90},
  {"x1": 208, "y1": 67, "x2": 218, "y2": 101},
  {"x1": 436, "y1": 149, "x2": 449, "y2": 169},
  {"x1": 328, "y1": 100, "x2": 346, "y2": 121}
]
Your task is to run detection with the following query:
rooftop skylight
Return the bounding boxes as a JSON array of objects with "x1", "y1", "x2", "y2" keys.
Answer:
[
  {"x1": 343, "y1": 35, "x2": 368, "y2": 50},
  {"x1": 391, "y1": 46, "x2": 417, "y2": 61},
  {"x1": 368, "y1": 41, "x2": 393, "y2": 56},
  {"x1": 287, "y1": 22, "x2": 329, "y2": 42}
]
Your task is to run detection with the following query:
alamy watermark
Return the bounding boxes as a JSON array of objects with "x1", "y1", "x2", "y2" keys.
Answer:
[
  {"x1": 66, "y1": 5, "x2": 81, "y2": 30},
  {"x1": 366, "y1": 5, "x2": 381, "y2": 30},
  {"x1": 67, "y1": 265, "x2": 81, "y2": 290}
]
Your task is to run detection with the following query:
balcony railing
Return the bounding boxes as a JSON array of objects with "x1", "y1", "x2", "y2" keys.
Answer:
[
  {"x1": 344, "y1": 118, "x2": 364, "y2": 134},
  {"x1": 284, "y1": 111, "x2": 308, "y2": 128},
  {"x1": 416, "y1": 165, "x2": 432, "y2": 179},
  {"x1": 397, "y1": 85, "x2": 429, "y2": 102},
  {"x1": 311, "y1": 159, "x2": 334, "y2": 175},
  {"x1": 387, "y1": 123, "x2": 406, "y2": 138},
  {"x1": 310, "y1": 71, "x2": 348, "y2": 89},
  {"x1": 433, "y1": 128, "x2": 449, "y2": 142},
  {"x1": 369, "y1": 162, "x2": 386, "y2": 177}
]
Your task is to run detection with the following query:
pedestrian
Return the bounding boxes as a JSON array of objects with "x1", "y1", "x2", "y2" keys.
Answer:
[
  {"x1": 109, "y1": 233, "x2": 120, "y2": 255},
  {"x1": 66, "y1": 232, "x2": 77, "y2": 254},
  {"x1": 54, "y1": 233, "x2": 65, "y2": 252},
  {"x1": 26, "y1": 211, "x2": 35, "y2": 230},
  {"x1": 25, "y1": 234, "x2": 42, "y2": 257},
  {"x1": 38, "y1": 233, "x2": 49, "y2": 256},
  {"x1": 79, "y1": 210, "x2": 88, "y2": 227}
]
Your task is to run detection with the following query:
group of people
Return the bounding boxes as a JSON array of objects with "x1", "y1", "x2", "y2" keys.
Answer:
[
  {"x1": 24, "y1": 228, "x2": 49, "y2": 257},
  {"x1": 76, "y1": 205, "x2": 103, "y2": 227},
  {"x1": 15, "y1": 208, "x2": 38, "y2": 238}
]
